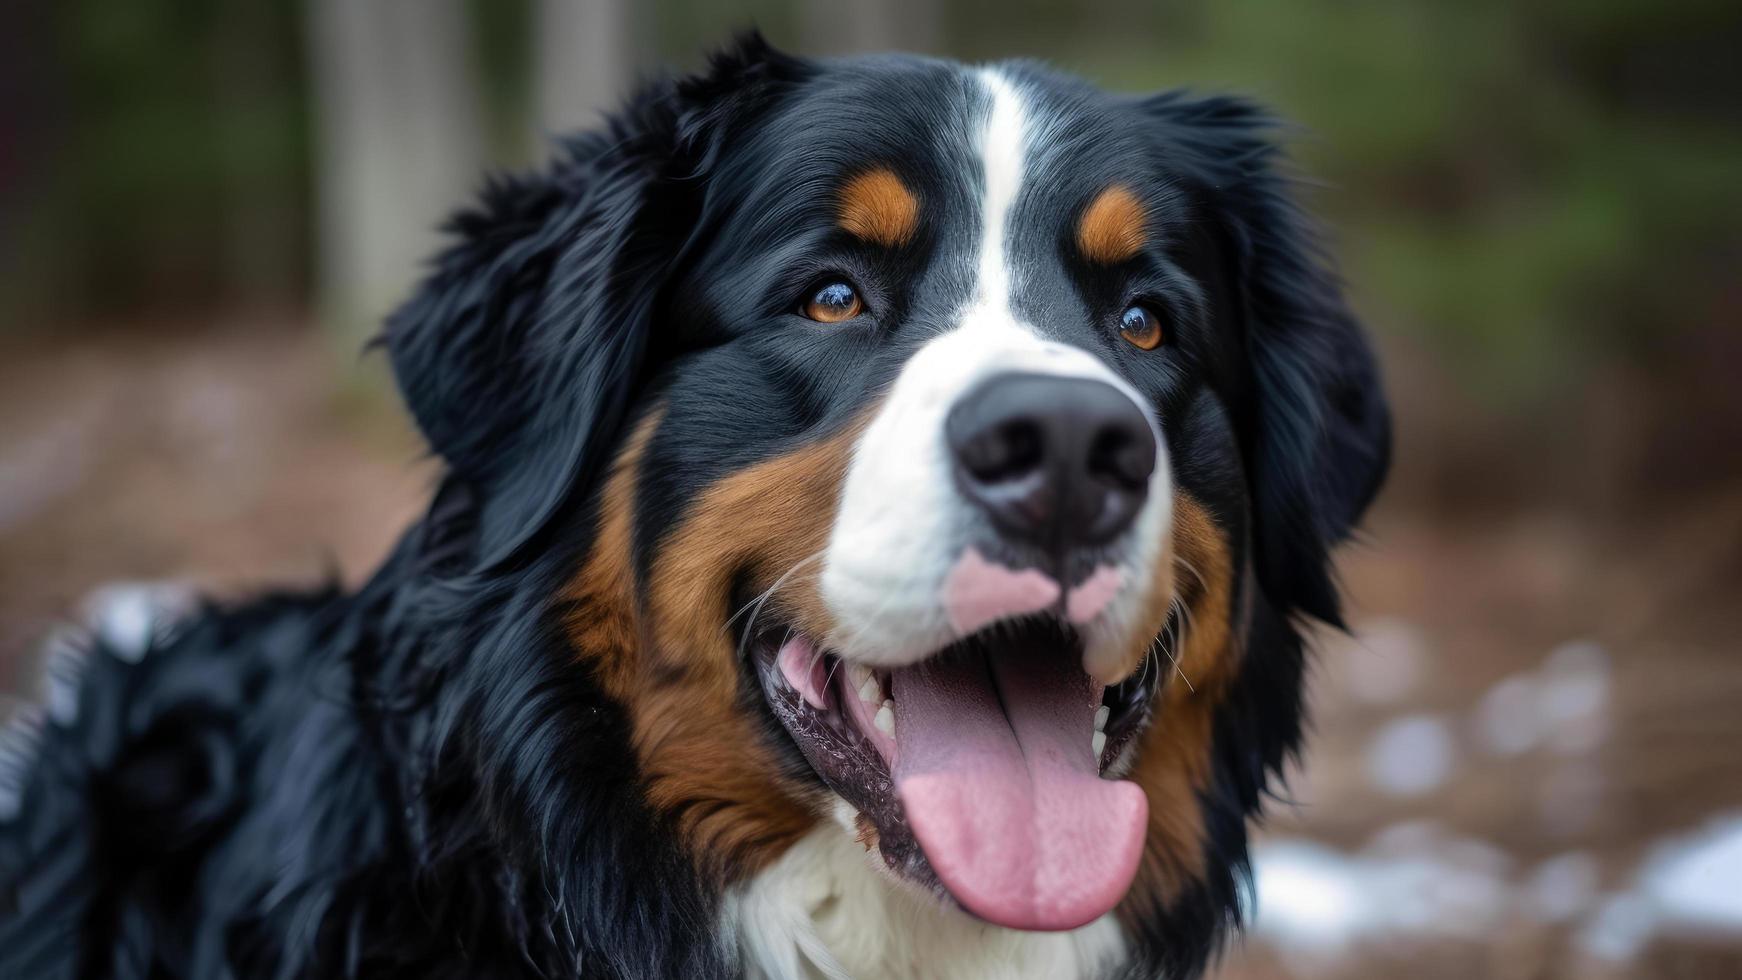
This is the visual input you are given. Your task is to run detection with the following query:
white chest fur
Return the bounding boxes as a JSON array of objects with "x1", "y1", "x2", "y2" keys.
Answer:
[{"x1": 725, "y1": 809, "x2": 1128, "y2": 980}]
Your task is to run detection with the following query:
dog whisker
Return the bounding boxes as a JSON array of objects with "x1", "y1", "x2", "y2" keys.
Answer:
[
  {"x1": 1172, "y1": 553, "x2": 1208, "y2": 597},
  {"x1": 726, "y1": 553, "x2": 825, "y2": 633},
  {"x1": 1164, "y1": 597, "x2": 1197, "y2": 694},
  {"x1": 733, "y1": 553, "x2": 826, "y2": 663}
]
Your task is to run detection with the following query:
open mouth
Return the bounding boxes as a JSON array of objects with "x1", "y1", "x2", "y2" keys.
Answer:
[{"x1": 746, "y1": 614, "x2": 1163, "y2": 931}]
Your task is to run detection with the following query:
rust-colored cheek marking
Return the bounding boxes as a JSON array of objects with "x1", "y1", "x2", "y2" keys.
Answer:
[
  {"x1": 1118, "y1": 493, "x2": 1238, "y2": 917},
  {"x1": 1077, "y1": 184, "x2": 1148, "y2": 264},
  {"x1": 837, "y1": 167, "x2": 920, "y2": 247},
  {"x1": 566, "y1": 408, "x2": 869, "y2": 881},
  {"x1": 566, "y1": 413, "x2": 660, "y2": 698}
]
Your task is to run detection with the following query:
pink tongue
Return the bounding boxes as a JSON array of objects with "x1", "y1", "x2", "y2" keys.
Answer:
[{"x1": 892, "y1": 640, "x2": 1148, "y2": 931}]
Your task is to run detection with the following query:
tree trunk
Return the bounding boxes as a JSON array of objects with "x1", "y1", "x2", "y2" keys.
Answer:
[
  {"x1": 305, "y1": 0, "x2": 486, "y2": 347},
  {"x1": 534, "y1": 0, "x2": 635, "y2": 139}
]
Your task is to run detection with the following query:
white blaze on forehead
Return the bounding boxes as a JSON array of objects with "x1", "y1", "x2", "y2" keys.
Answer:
[
  {"x1": 816, "y1": 65, "x2": 1174, "y2": 683},
  {"x1": 970, "y1": 68, "x2": 1029, "y2": 324}
]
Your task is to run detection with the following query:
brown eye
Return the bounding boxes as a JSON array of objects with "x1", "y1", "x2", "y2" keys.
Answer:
[
  {"x1": 803, "y1": 281, "x2": 864, "y2": 323},
  {"x1": 1119, "y1": 304, "x2": 1164, "y2": 350}
]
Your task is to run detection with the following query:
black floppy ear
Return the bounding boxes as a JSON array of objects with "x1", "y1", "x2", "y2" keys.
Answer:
[
  {"x1": 1141, "y1": 92, "x2": 1391, "y2": 625},
  {"x1": 385, "y1": 33, "x2": 808, "y2": 569}
]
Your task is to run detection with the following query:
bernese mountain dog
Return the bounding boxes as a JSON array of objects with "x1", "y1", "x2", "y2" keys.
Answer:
[{"x1": 0, "y1": 34, "x2": 1389, "y2": 980}]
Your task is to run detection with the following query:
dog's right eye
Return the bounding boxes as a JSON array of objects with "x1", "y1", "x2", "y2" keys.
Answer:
[
  {"x1": 1118, "y1": 303, "x2": 1165, "y2": 351},
  {"x1": 802, "y1": 281, "x2": 864, "y2": 323}
]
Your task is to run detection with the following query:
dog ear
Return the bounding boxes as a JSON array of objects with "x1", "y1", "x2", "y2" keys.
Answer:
[
  {"x1": 384, "y1": 33, "x2": 808, "y2": 570},
  {"x1": 1140, "y1": 92, "x2": 1391, "y2": 625}
]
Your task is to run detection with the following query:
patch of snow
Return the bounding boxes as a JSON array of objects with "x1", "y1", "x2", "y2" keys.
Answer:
[
  {"x1": 1474, "y1": 674, "x2": 1542, "y2": 755},
  {"x1": 1523, "y1": 852, "x2": 1600, "y2": 923},
  {"x1": 1365, "y1": 714, "x2": 1455, "y2": 797},
  {"x1": 1473, "y1": 639, "x2": 1611, "y2": 758},
  {"x1": 1250, "y1": 826, "x2": 1514, "y2": 955},
  {"x1": 1638, "y1": 812, "x2": 1742, "y2": 933},
  {"x1": 81, "y1": 581, "x2": 193, "y2": 662},
  {"x1": 1538, "y1": 641, "x2": 1611, "y2": 754},
  {"x1": 1577, "y1": 892, "x2": 1657, "y2": 963},
  {"x1": 1438, "y1": 835, "x2": 1514, "y2": 880},
  {"x1": 1572, "y1": 811, "x2": 1742, "y2": 965},
  {"x1": 1249, "y1": 840, "x2": 1373, "y2": 952}
]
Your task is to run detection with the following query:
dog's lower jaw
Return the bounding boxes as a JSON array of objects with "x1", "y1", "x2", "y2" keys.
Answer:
[{"x1": 723, "y1": 799, "x2": 1129, "y2": 980}]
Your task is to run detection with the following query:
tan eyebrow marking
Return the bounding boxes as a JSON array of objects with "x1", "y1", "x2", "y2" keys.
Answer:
[
  {"x1": 1077, "y1": 184, "x2": 1148, "y2": 264},
  {"x1": 836, "y1": 167, "x2": 920, "y2": 247}
]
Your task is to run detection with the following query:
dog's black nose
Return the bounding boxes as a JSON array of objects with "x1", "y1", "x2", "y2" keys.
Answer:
[{"x1": 945, "y1": 372, "x2": 1156, "y2": 552}]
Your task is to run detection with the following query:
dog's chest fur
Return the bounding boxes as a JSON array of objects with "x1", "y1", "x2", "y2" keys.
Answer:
[{"x1": 727, "y1": 806, "x2": 1127, "y2": 980}]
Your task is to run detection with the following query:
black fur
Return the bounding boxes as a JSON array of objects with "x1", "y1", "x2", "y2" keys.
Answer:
[{"x1": 0, "y1": 34, "x2": 1386, "y2": 979}]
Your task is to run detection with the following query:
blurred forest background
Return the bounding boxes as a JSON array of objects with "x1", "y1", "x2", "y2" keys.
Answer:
[{"x1": 1, "y1": 1, "x2": 1739, "y2": 977}]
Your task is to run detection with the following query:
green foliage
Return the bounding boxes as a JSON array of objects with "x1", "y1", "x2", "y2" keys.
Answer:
[{"x1": 5, "y1": 0, "x2": 312, "y2": 319}]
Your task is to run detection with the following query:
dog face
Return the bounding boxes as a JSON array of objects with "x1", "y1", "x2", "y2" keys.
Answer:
[{"x1": 388, "y1": 34, "x2": 1387, "y2": 971}]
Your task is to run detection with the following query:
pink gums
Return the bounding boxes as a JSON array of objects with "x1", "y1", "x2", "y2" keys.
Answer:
[
  {"x1": 777, "y1": 635, "x2": 830, "y2": 709},
  {"x1": 943, "y1": 548, "x2": 1061, "y2": 636},
  {"x1": 1065, "y1": 565, "x2": 1124, "y2": 624}
]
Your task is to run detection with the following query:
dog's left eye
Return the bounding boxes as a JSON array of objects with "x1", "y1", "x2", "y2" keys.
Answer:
[
  {"x1": 1118, "y1": 304, "x2": 1165, "y2": 351},
  {"x1": 802, "y1": 281, "x2": 864, "y2": 323}
]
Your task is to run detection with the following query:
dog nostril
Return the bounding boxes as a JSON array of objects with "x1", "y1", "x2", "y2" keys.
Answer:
[
  {"x1": 1088, "y1": 425, "x2": 1153, "y2": 491},
  {"x1": 961, "y1": 419, "x2": 1045, "y2": 483}
]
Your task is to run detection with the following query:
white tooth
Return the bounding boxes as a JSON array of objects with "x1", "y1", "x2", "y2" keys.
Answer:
[
  {"x1": 1094, "y1": 705, "x2": 1110, "y2": 731},
  {"x1": 858, "y1": 675, "x2": 882, "y2": 704},
  {"x1": 1092, "y1": 730, "x2": 1107, "y2": 759},
  {"x1": 849, "y1": 662, "x2": 871, "y2": 691},
  {"x1": 874, "y1": 701, "x2": 895, "y2": 737}
]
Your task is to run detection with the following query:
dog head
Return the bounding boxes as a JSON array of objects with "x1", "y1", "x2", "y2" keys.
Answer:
[{"x1": 387, "y1": 33, "x2": 1387, "y2": 971}]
